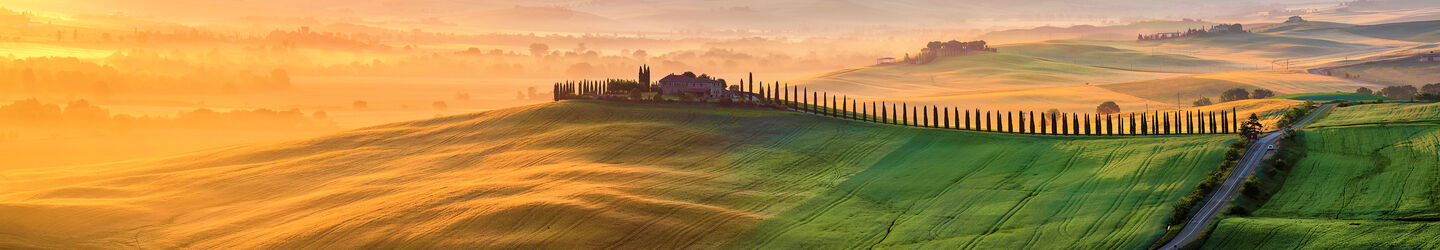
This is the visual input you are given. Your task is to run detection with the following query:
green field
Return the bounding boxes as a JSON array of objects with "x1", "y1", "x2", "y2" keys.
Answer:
[
  {"x1": 1272, "y1": 92, "x2": 1396, "y2": 101},
  {"x1": 1310, "y1": 102, "x2": 1440, "y2": 127},
  {"x1": 1147, "y1": 33, "x2": 1377, "y2": 58},
  {"x1": 1201, "y1": 102, "x2": 1440, "y2": 249},
  {"x1": 0, "y1": 100, "x2": 1235, "y2": 248},
  {"x1": 998, "y1": 43, "x2": 1245, "y2": 73},
  {"x1": 1327, "y1": 61, "x2": 1440, "y2": 86}
]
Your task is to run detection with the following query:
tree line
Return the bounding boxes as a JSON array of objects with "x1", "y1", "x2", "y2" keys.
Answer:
[{"x1": 552, "y1": 79, "x2": 1248, "y2": 136}]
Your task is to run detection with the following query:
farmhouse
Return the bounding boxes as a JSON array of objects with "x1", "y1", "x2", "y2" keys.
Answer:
[
  {"x1": 659, "y1": 74, "x2": 726, "y2": 99},
  {"x1": 1421, "y1": 51, "x2": 1438, "y2": 62}
]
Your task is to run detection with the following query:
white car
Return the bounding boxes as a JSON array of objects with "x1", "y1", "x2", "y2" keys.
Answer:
[{"x1": 1267, "y1": 145, "x2": 1276, "y2": 151}]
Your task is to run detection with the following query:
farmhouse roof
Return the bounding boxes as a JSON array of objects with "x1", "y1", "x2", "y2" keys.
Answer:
[{"x1": 659, "y1": 74, "x2": 721, "y2": 84}]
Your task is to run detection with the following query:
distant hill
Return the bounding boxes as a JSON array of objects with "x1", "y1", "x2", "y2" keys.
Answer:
[
  {"x1": 997, "y1": 42, "x2": 1247, "y2": 73},
  {"x1": 1251, "y1": 21, "x2": 1356, "y2": 34},
  {"x1": 1263, "y1": 19, "x2": 1440, "y2": 43},
  {"x1": 977, "y1": 20, "x2": 1220, "y2": 45},
  {"x1": 1097, "y1": 70, "x2": 1385, "y2": 106},
  {"x1": 1144, "y1": 32, "x2": 1380, "y2": 59}
]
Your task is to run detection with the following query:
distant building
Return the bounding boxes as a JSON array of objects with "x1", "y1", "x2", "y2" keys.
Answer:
[
  {"x1": 1421, "y1": 51, "x2": 1438, "y2": 62},
  {"x1": 659, "y1": 74, "x2": 726, "y2": 99}
]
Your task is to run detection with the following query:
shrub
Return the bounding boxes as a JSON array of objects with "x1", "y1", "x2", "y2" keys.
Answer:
[
  {"x1": 1221, "y1": 88, "x2": 1250, "y2": 102},
  {"x1": 1251, "y1": 88, "x2": 1275, "y2": 99},
  {"x1": 1379, "y1": 85, "x2": 1418, "y2": 99},
  {"x1": 1193, "y1": 97, "x2": 1213, "y2": 107},
  {"x1": 1096, "y1": 101, "x2": 1120, "y2": 115}
]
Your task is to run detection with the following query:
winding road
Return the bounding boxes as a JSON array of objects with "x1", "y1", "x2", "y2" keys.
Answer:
[{"x1": 1160, "y1": 103, "x2": 1335, "y2": 249}]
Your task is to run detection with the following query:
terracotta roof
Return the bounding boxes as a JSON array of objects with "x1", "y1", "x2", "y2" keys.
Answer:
[{"x1": 658, "y1": 74, "x2": 722, "y2": 84}]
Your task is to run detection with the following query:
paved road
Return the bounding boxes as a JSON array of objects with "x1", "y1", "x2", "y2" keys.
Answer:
[{"x1": 1160, "y1": 103, "x2": 1335, "y2": 249}]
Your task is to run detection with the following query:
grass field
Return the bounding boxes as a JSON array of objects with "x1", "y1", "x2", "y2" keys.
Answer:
[
  {"x1": 1309, "y1": 102, "x2": 1440, "y2": 127},
  {"x1": 1327, "y1": 61, "x2": 1440, "y2": 86},
  {"x1": 1271, "y1": 92, "x2": 1396, "y2": 101},
  {"x1": 0, "y1": 100, "x2": 1233, "y2": 248},
  {"x1": 792, "y1": 52, "x2": 1182, "y2": 113},
  {"x1": 1098, "y1": 70, "x2": 1385, "y2": 106},
  {"x1": 998, "y1": 42, "x2": 1245, "y2": 73},
  {"x1": 1201, "y1": 102, "x2": 1440, "y2": 249},
  {"x1": 795, "y1": 52, "x2": 1179, "y2": 99}
]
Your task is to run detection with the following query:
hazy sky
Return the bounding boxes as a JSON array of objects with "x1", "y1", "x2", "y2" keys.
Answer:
[{"x1": 4, "y1": 0, "x2": 1389, "y2": 30}]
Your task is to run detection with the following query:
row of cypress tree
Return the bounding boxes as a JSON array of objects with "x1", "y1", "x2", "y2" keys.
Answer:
[{"x1": 553, "y1": 80, "x2": 1246, "y2": 135}]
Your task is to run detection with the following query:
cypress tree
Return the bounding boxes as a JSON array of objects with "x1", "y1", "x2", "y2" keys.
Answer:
[
  {"x1": 1185, "y1": 111, "x2": 1192, "y2": 134},
  {"x1": 1007, "y1": 111, "x2": 1015, "y2": 133},
  {"x1": 772, "y1": 82, "x2": 779, "y2": 103},
  {"x1": 965, "y1": 109, "x2": 972, "y2": 130},
  {"x1": 1212, "y1": 111, "x2": 1219, "y2": 134},
  {"x1": 1071, "y1": 113, "x2": 1080, "y2": 135},
  {"x1": 1040, "y1": 113, "x2": 1048, "y2": 134},
  {"x1": 1018, "y1": 111, "x2": 1026, "y2": 134},
  {"x1": 923, "y1": 106, "x2": 931, "y2": 127},
  {"x1": 892, "y1": 103, "x2": 899, "y2": 125},
  {"x1": 831, "y1": 95, "x2": 838, "y2": 117},
  {"x1": 1164, "y1": 112, "x2": 1172, "y2": 135},
  {"x1": 913, "y1": 106, "x2": 919, "y2": 127},
  {"x1": 955, "y1": 107, "x2": 961, "y2": 130},
  {"x1": 986, "y1": 111, "x2": 993, "y2": 131},
  {"x1": 1104, "y1": 114, "x2": 1111, "y2": 135},
  {"x1": 802, "y1": 88, "x2": 809, "y2": 111},
  {"x1": 1061, "y1": 113, "x2": 1069, "y2": 135},
  {"x1": 1221, "y1": 110, "x2": 1229, "y2": 133},
  {"x1": 881, "y1": 102, "x2": 888, "y2": 123},
  {"x1": 783, "y1": 84, "x2": 790, "y2": 107},
  {"x1": 932, "y1": 106, "x2": 939, "y2": 128},
  {"x1": 944, "y1": 107, "x2": 951, "y2": 128},
  {"x1": 1050, "y1": 112, "x2": 1057, "y2": 135},
  {"x1": 901, "y1": 103, "x2": 908, "y2": 125},
  {"x1": 1129, "y1": 113, "x2": 1137, "y2": 135},
  {"x1": 1083, "y1": 114, "x2": 1091, "y2": 135}
]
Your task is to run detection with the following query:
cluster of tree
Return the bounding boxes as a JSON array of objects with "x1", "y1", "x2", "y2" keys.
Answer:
[
  {"x1": 1218, "y1": 88, "x2": 1275, "y2": 103},
  {"x1": 1273, "y1": 101, "x2": 1318, "y2": 130},
  {"x1": 1137, "y1": 23, "x2": 1246, "y2": 41},
  {"x1": 0, "y1": 54, "x2": 291, "y2": 96},
  {"x1": 1361, "y1": 83, "x2": 1440, "y2": 100},
  {"x1": 0, "y1": 99, "x2": 331, "y2": 131},
  {"x1": 899, "y1": 40, "x2": 995, "y2": 64}
]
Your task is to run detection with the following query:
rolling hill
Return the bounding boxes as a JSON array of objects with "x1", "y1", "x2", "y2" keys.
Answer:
[
  {"x1": 792, "y1": 52, "x2": 1181, "y2": 113},
  {"x1": 997, "y1": 42, "x2": 1248, "y2": 73},
  {"x1": 0, "y1": 100, "x2": 1234, "y2": 248},
  {"x1": 1201, "y1": 102, "x2": 1440, "y2": 249},
  {"x1": 1097, "y1": 70, "x2": 1385, "y2": 106}
]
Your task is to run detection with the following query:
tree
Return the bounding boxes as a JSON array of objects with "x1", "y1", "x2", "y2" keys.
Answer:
[
  {"x1": 1129, "y1": 113, "x2": 1137, "y2": 135},
  {"x1": 1220, "y1": 88, "x2": 1250, "y2": 102},
  {"x1": 1193, "y1": 97, "x2": 1214, "y2": 107},
  {"x1": 529, "y1": 43, "x2": 549, "y2": 57},
  {"x1": 1097, "y1": 101, "x2": 1120, "y2": 115},
  {"x1": 1242, "y1": 113, "x2": 1263, "y2": 140},
  {"x1": 1356, "y1": 87, "x2": 1374, "y2": 95},
  {"x1": 682, "y1": 71, "x2": 697, "y2": 78},
  {"x1": 1422, "y1": 83, "x2": 1440, "y2": 95},
  {"x1": 1251, "y1": 88, "x2": 1275, "y2": 99},
  {"x1": 1379, "y1": 85, "x2": 1419, "y2": 99}
]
